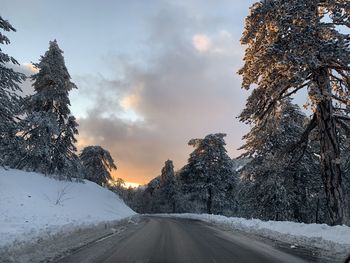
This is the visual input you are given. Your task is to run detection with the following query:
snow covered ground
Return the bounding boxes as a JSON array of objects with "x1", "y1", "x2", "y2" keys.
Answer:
[
  {"x1": 158, "y1": 213, "x2": 350, "y2": 259},
  {"x1": 0, "y1": 168, "x2": 136, "y2": 249}
]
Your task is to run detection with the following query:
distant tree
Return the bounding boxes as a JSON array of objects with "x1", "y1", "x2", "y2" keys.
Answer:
[
  {"x1": 122, "y1": 186, "x2": 137, "y2": 206},
  {"x1": 159, "y1": 160, "x2": 178, "y2": 213},
  {"x1": 239, "y1": 0, "x2": 350, "y2": 225},
  {"x1": 126, "y1": 162, "x2": 180, "y2": 214},
  {"x1": 14, "y1": 40, "x2": 79, "y2": 180},
  {"x1": 238, "y1": 100, "x2": 327, "y2": 223},
  {"x1": 145, "y1": 176, "x2": 162, "y2": 213},
  {"x1": 115, "y1": 177, "x2": 126, "y2": 188},
  {"x1": 110, "y1": 177, "x2": 126, "y2": 198},
  {"x1": 80, "y1": 145, "x2": 117, "y2": 186},
  {"x1": 126, "y1": 186, "x2": 151, "y2": 214},
  {"x1": 180, "y1": 133, "x2": 238, "y2": 214},
  {"x1": 0, "y1": 16, "x2": 26, "y2": 165}
]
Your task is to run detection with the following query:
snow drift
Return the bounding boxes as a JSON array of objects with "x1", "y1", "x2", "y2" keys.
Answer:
[{"x1": 0, "y1": 168, "x2": 135, "y2": 248}]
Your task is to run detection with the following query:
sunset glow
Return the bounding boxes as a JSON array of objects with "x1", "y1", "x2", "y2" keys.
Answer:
[
  {"x1": 124, "y1": 181, "x2": 141, "y2": 188},
  {"x1": 1, "y1": 1, "x2": 349, "y2": 258},
  {"x1": 3, "y1": 0, "x2": 254, "y2": 184}
]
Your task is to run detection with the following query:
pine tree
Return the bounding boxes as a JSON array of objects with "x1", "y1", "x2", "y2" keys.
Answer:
[
  {"x1": 16, "y1": 112, "x2": 59, "y2": 172},
  {"x1": 109, "y1": 177, "x2": 126, "y2": 198},
  {"x1": 80, "y1": 145, "x2": 117, "y2": 186},
  {"x1": 159, "y1": 160, "x2": 178, "y2": 213},
  {"x1": 114, "y1": 177, "x2": 126, "y2": 188},
  {"x1": 238, "y1": 100, "x2": 327, "y2": 223},
  {"x1": 180, "y1": 133, "x2": 237, "y2": 214},
  {"x1": 0, "y1": 16, "x2": 26, "y2": 165},
  {"x1": 239, "y1": 0, "x2": 350, "y2": 225},
  {"x1": 16, "y1": 40, "x2": 79, "y2": 179}
]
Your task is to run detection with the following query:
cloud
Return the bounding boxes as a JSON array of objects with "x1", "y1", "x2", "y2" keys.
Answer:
[
  {"x1": 72, "y1": 2, "x2": 249, "y2": 184},
  {"x1": 7, "y1": 63, "x2": 35, "y2": 96},
  {"x1": 120, "y1": 94, "x2": 140, "y2": 111},
  {"x1": 192, "y1": 34, "x2": 212, "y2": 52},
  {"x1": 22, "y1": 63, "x2": 38, "y2": 73},
  {"x1": 119, "y1": 82, "x2": 143, "y2": 114}
]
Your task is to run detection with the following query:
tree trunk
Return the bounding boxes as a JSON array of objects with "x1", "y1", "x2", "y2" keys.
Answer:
[
  {"x1": 315, "y1": 196, "x2": 320, "y2": 224},
  {"x1": 207, "y1": 187, "x2": 212, "y2": 214},
  {"x1": 314, "y1": 67, "x2": 349, "y2": 225},
  {"x1": 292, "y1": 172, "x2": 302, "y2": 222},
  {"x1": 172, "y1": 200, "x2": 176, "y2": 213}
]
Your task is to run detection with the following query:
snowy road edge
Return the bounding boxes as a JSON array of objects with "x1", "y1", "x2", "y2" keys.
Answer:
[
  {"x1": 153, "y1": 213, "x2": 350, "y2": 260},
  {"x1": 0, "y1": 215, "x2": 141, "y2": 263}
]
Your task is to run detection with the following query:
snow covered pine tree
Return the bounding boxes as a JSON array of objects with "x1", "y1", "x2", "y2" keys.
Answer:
[
  {"x1": 238, "y1": 100, "x2": 326, "y2": 223},
  {"x1": 0, "y1": 16, "x2": 26, "y2": 165},
  {"x1": 17, "y1": 40, "x2": 79, "y2": 180},
  {"x1": 181, "y1": 134, "x2": 237, "y2": 214},
  {"x1": 239, "y1": 0, "x2": 350, "y2": 225},
  {"x1": 159, "y1": 160, "x2": 178, "y2": 213},
  {"x1": 79, "y1": 145, "x2": 117, "y2": 186}
]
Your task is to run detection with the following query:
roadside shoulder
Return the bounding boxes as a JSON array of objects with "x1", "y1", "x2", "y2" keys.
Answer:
[
  {"x1": 0, "y1": 215, "x2": 143, "y2": 263},
  {"x1": 155, "y1": 213, "x2": 350, "y2": 263}
]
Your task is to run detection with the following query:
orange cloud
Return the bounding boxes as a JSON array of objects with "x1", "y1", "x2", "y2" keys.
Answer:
[
  {"x1": 192, "y1": 34, "x2": 211, "y2": 52},
  {"x1": 120, "y1": 94, "x2": 140, "y2": 111},
  {"x1": 22, "y1": 63, "x2": 38, "y2": 73}
]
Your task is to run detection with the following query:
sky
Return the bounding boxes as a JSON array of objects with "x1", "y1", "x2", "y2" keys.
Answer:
[{"x1": 2, "y1": 0, "x2": 258, "y2": 185}]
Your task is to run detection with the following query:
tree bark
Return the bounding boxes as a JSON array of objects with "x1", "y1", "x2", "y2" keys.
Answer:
[
  {"x1": 172, "y1": 200, "x2": 176, "y2": 213},
  {"x1": 315, "y1": 196, "x2": 320, "y2": 224},
  {"x1": 314, "y1": 67, "x2": 349, "y2": 225},
  {"x1": 207, "y1": 186, "x2": 212, "y2": 214},
  {"x1": 292, "y1": 172, "x2": 302, "y2": 222}
]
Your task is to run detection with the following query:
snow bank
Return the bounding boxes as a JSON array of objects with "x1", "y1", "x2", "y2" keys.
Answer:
[
  {"x1": 0, "y1": 168, "x2": 135, "y2": 248},
  {"x1": 158, "y1": 213, "x2": 350, "y2": 252}
]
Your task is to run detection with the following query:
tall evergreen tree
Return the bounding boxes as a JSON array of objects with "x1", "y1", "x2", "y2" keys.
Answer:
[
  {"x1": 80, "y1": 145, "x2": 117, "y2": 186},
  {"x1": 239, "y1": 0, "x2": 350, "y2": 225},
  {"x1": 159, "y1": 160, "x2": 178, "y2": 213},
  {"x1": 0, "y1": 16, "x2": 26, "y2": 165},
  {"x1": 180, "y1": 133, "x2": 237, "y2": 214},
  {"x1": 16, "y1": 40, "x2": 79, "y2": 179},
  {"x1": 238, "y1": 100, "x2": 327, "y2": 222}
]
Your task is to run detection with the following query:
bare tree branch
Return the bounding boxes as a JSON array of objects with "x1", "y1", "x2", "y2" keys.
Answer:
[
  {"x1": 281, "y1": 82, "x2": 310, "y2": 99},
  {"x1": 335, "y1": 118, "x2": 350, "y2": 136},
  {"x1": 288, "y1": 115, "x2": 318, "y2": 163},
  {"x1": 334, "y1": 114, "x2": 350, "y2": 121},
  {"x1": 332, "y1": 94, "x2": 349, "y2": 105}
]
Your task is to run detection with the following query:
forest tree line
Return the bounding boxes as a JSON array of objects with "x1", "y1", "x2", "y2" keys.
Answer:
[
  {"x1": 116, "y1": 0, "x2": 350, "y2": 226},
  {"x1": 1, "y1": 0, "x2": 350, "y2": 226},
  {"x1": 116, "y1": 102, "x2": 349, "y2": 225}
]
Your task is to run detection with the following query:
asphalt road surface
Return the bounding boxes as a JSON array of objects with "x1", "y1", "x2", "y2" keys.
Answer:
[{"x1": 56, "y1": 216, "x2": 311, "y2": 263}]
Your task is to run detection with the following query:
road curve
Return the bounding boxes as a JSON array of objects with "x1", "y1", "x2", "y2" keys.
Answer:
[{"x1": 56, "y1": 216, "x2": 309, "y2": 263}]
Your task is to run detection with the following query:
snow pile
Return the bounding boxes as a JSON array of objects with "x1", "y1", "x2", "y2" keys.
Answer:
[
  {"x1": 0, "y1": 168, "x2": 135, "y2": 248},
  {"x1": 159, "y1": 213, "x2": 350, "y2": 251}
]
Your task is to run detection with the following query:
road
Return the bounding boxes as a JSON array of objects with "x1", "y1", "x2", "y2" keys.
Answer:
[{"x1": 56, "y1": 216, "x2": 311, "y2": 263}]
